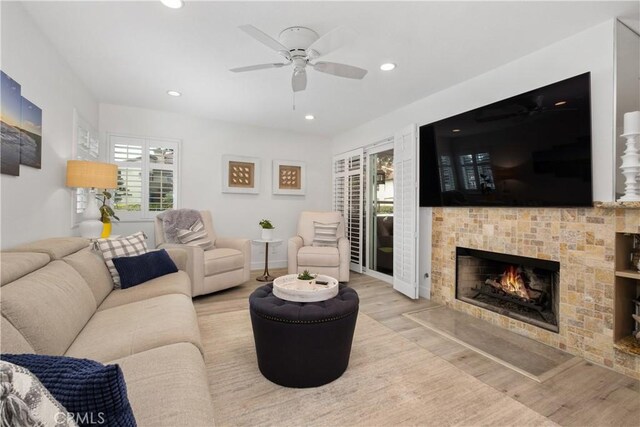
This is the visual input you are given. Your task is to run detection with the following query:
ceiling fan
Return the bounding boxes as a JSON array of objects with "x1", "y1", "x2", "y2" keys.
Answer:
[{"x1": 230, "y1": 25, "x2": 368, "y2": 92}]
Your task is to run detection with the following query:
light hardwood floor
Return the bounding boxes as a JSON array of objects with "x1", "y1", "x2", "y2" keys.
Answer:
[{"x1": 194, "y1": 269, "x2": 640, "y2": 427}]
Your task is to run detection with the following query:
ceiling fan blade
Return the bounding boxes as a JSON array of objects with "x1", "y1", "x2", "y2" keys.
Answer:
[
  {"x1": 230, "y1": 63, "x2": 289, "y2": 73},
  {"x1": 307, "y1": 26, "x2": 357, "y2": 59},
  {"x1": 313, "y1": 62, "x2": 368, "y2": 79},
  {"x1": 292, "y1": 68, "x2": 307, "y2": 92},
  {"x1": 239, "y1": 25, "x2": 291, "y2": 59}
]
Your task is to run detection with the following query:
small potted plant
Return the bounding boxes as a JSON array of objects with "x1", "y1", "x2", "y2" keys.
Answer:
[
  {"x1": 259, "y1": 219, "x2": 274, "y2": 240},
  {"x1": 296, "y1": 270, "x2": 316, "y2": 287},
  {"x1": 98, "y1": 190, "x2": 119, "y2": 238}
]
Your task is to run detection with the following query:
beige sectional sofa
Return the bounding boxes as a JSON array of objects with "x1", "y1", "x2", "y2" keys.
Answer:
[{"x1": 0, "y1": 237, "x2": 215, "y2": 426}]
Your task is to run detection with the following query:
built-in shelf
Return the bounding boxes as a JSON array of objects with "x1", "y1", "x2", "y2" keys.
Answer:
[
  {"x1": 615, "y1": 269, "x2": 640, "y2": 280},
  {"x1": 613, "y1": 232, "x2": 640, "y2": 355},
  {"x1": 614, "y1": 335, "x2": 640, "y2": 356},
  {"x1": 594, "y1": 201, "x2": 640, "y2": 209}
]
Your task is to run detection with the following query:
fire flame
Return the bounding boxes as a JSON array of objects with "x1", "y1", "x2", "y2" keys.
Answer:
[{"x1": 500, "y1": 266, "x2": 530, "y2": 300}]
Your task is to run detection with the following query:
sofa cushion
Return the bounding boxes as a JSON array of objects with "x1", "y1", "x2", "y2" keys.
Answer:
[
  {"x1": 1, "y1": 260, "x2": 96, "y2": 356},
  {"x1": 97, "y1": 232, "x2": 148, "y2": 288},
  {"x1": 109, "y1": 343, "x2": 214, "y2": 427},
  {"x1": 0, "y1": 252, "x2": 50, "y2": 286},
  {"x1": 63, "y1": 248, "x2": 114, "y2": 306},
  {"x1": 0, "y1": 360, "x2": 78, "y2": 427},
  {"x1": 1, "y1": 353, "x2": 136, "y2": 427},
  {"x1": 204, "y1": 248, "x2": 244, "y2": 276},
  {"x1": 8, "y1": 237, "x2": 90, "y2": 260},
  {"x1": 1, "y1": 316, "x2": 35, "y2": 354},
  {"x1": 112, "y1": 249, "x2": 178, "y2": 289},
  {"x1": 297, "y1": 246, "x2": 340, "y2": 267},
  {"x1": 98, "y1": 271, "x2": 191, "y2": 311},
  {"x1": 65, "y1": 294, "x2": 202, "y2": 362}
]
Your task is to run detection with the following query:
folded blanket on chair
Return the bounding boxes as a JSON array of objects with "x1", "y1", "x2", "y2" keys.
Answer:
[{"x1": 157, "y1": 208, "x2": 202, "y2": 243}]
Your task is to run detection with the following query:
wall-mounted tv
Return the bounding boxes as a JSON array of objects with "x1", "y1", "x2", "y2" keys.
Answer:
[{"x1": 419, "y1": 73, "x2": 592, "y2": 207}]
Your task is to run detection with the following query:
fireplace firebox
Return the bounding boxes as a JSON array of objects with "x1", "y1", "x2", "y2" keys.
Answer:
[{"x1": 456, "y1": 247, "x2": 560, "y2": 333}]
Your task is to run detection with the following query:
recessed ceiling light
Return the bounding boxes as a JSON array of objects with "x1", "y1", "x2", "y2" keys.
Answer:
[
  {"x1": 452, "y1": 129, "x2": 461, "y2": 133},
  {"x1": 161, "y1": 0, "x2": 184, "y2": 9},
  {"x1": 305, "y1": 114, "x2": 315, "y2": 120},
  {"x1": 554, "y1": 101, "x2": 567, "y2": 106},
  {"x1": 167, "y1": 90, "x2": 182, "y2": 97},
  {"x1": 380, "y1": 63, "x2": 396, "y2": 71}
]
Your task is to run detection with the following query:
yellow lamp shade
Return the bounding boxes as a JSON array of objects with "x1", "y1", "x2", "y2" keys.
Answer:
[{"x1": 66, "y1": 160, "x2": 118, "y2": 189}]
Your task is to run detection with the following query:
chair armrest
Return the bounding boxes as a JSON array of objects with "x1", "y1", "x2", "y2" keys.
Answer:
[
  {"x1": 157, "y1": 243, "x2": 205, "y2": 292},
  {"x1": 215, "y1": 237, "x2": 251, "y2": 282},
  {"x1": 163, "y1": 247, "x2": 188, "y2": 271},
  {"x1": 288, "y1": 236, "x2": 303, "y2": 275}
]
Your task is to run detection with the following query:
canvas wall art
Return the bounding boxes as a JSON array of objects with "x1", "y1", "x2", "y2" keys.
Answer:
[
  {"x1": 1, "y1": 71, "x2": 22, "y2": 176},
  {"x1": 20, "y1": 97, "x2": 42, "y2": 169},
  {"x1": 273, "y1": 159, "x2": 306, "y2": 195},
  {"x1": 222, "y1": 155, "x2": 261, "y2": 194}
]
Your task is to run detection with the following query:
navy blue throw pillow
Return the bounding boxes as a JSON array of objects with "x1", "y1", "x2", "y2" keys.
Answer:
[
  {"x1": 112, "y1": 249, "x2": 178, "y2": 289},
  {"x1": 0, "y1": 353, "x2": 136, "y2": 427}
]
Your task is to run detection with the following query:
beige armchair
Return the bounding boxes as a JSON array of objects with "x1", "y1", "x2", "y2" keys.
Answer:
[
  {"x1": 288, "y1": 211, "x2": 350, "y2": 282},
  {"x1": 155, "y1": 210, "x2": 251, "y2": 296}
]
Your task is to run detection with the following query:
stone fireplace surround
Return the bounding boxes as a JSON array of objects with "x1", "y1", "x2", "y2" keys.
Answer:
[{"x1": 430, "y1": 207, "x2": 640, "y2": 379}]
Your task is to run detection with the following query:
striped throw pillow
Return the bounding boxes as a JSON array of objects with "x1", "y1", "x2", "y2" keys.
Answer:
[
  {"x1": 312, "y1": 221, "x2": 340, "y2": 248},
  {"x1": 97, "y1": 231, "x2": 148, "y2": 288},
  {"x1": 176, "y1": 219, "x2": 214, "y2": 250}
]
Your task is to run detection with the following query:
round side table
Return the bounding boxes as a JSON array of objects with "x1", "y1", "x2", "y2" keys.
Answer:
[{"x1": 252, "y1": 239, "x2": 283, "y2": 282}]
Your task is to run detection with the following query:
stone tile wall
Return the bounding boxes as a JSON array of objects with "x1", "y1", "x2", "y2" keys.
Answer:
[{"x1": 431, "y1": 207, "x2": 640, "y2": 379}]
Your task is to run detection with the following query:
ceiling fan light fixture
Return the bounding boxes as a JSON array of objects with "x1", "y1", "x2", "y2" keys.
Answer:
[
  {"x1": 380, "y1": 63, "x2": 396, "y2": 71},
  {"x1": 167, "y1": 90, "x2": 182, "y2": 97},
  {"x1": 161, "y1": 0, "x2": 184, "y2": 8},
  {"x1": 305, "y1": 114, "x2": 315, "y2": 120}
]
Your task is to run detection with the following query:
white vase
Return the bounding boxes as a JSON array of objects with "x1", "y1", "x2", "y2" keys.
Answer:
[{"x1": 261, "y1": 228, "x2": 274, "y2": 240}]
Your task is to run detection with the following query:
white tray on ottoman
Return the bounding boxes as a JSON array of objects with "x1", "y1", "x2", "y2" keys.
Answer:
[{"x1": 272, "y1": 274, "x2": 339, "y2": 302}]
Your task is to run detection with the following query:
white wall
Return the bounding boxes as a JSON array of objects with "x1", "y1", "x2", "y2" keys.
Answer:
[
  {"x1": 332, "y1": 20, "x2": 616, "y2": 201},
  {"x1": 331, "y1": 20, "x2": 617, "y2": 297},
  {"x1": 99, "y1": 103, "x2": 332, "y2": 268},
  {"x1": 0, "y1": 2, "x2": 99, "y2": 249}
]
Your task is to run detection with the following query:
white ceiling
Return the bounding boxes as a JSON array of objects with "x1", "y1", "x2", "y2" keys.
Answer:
[{"x1": 20, "y1": 1, "x2": 639, "y2": 137}]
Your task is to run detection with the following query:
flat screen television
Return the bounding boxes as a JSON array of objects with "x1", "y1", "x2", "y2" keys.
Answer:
[{"x1": 419, "y1": 73, "x2": 592, "y2": 207}]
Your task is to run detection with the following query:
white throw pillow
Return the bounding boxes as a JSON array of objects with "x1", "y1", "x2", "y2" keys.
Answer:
[
  {"x1": 176, "y1": 219, "x2": 214, "y2": 250},
  {"x1": 312, "y1": 221, "x2": 340, "y2": 248},
  {"x1": 0, "y1": 361, "x2": 78, "y2": 427},
  {"x1": 97, "y1": 231, "x2": 148, "y2": 288}
]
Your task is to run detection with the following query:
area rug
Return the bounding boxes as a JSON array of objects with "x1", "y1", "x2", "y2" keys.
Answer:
[
  {"x1": 199, "y1": 310, "x2": 557, "y2": 426},
  {"x1": 404, "y1": 306, "x2": 581, "y2": 383}
]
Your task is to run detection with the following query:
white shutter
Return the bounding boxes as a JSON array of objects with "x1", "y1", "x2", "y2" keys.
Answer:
[
  {"x1": 393, "y1": 124, "x2": 419, "y2": 299},
  {"x1": 333, "y1": 148, "x2": 364, "y2": 273},
  {"x1": 108, "y1": 134, "x2": 180, "y2": 219}
]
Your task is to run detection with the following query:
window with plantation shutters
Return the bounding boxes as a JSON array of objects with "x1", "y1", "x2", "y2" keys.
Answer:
[
  {"x1": 333, "y1": 148, "x2": 364, "y2": 273},
  {"x1": 72, "y1": 110, "x2": 100, "y2": 226},
  {"x1": 108, "y1": 134, "x2": 179, "y2": 220}
]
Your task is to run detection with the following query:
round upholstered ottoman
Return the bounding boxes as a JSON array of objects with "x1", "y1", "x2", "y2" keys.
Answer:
[{"x1": 249, "y1": 283, "x2": 359, "y2": 388}]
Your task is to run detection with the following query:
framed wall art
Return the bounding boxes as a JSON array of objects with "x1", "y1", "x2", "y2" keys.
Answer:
[
  {"x1": 1, "y1": 71, "x2": 22, "y2": 176},
  {"x1": 222, "y1": 155, "x2": 261, "y2": 194},
  {"x1": 272, "y1": 159, "x2": 306, "y2": 195}
]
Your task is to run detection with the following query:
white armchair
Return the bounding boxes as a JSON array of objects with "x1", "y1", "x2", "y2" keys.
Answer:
[
  {"x1": 288, "y1": 211, "x2": 350, "y2": 282},
  {"x1": 155, "y1": 210, "x2": 251, "y2": 296}
]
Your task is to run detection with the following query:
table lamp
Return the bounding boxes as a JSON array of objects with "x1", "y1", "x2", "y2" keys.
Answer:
[{"x1": 66, "y1": 160, "x2": 118, "y2": 238}]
